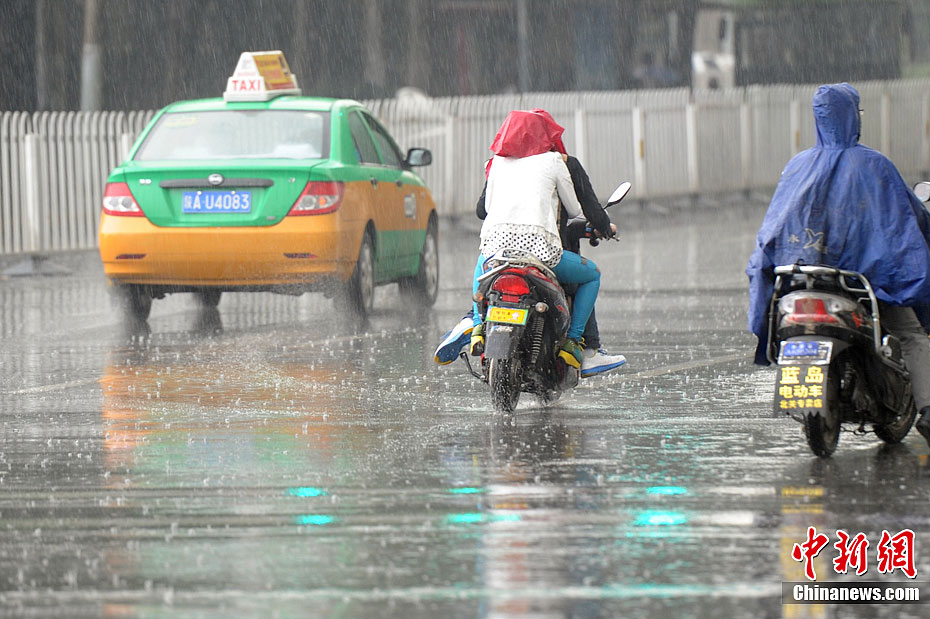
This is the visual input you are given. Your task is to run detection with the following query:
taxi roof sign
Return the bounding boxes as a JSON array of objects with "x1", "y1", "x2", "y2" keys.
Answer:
[{"x1": 224, "y1": 51, "x2": 301, "y2": 102}]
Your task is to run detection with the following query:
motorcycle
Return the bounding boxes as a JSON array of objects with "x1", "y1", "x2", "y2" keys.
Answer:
[
  {"x1": 461, "y1": 182, "x2": 631, "y2": 412},
  {"x1": 765, "y1": 264, "x2": 916, "y2": 457}
]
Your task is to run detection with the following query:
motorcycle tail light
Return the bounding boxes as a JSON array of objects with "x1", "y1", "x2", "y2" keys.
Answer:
[
  {"x1": 781, "y1": 295, "x2": 840, "y2": 324},
  {"x1": 492, "y1": 274, "x2": 530, "y2": 297},
  {"x1": 527, "y1": 266, "x2": 554, "y2": 283}
]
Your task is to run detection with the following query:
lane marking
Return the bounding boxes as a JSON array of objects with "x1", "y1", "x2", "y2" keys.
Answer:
[
  {"x1": 587, "y1": 352, "x2": 748, "y2": 386},
  {"x1": 2, "y1": 378, "x2": 100, "y2": 396}
]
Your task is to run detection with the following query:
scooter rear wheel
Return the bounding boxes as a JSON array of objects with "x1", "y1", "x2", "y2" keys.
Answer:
[
  {"x1": 803, "y1": 367, "x2": 841, "y2": 457},
  {"x1": 804, "y1": 411, "x2": 840, "y2": 457},
  {"x1": 489, "y1": 358, "x2": 521, "y2": 413}
]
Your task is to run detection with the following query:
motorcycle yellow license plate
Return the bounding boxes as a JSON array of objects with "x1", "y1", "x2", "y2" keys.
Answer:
[{"x1": 487, "y1": 306, "x2": 528, "y2": 326}]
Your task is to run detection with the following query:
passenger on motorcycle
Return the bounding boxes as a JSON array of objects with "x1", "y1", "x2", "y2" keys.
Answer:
[
  {"x1": 746, "y1": 82, "x2": 930, "y2": 448},
  {"x1": 469, "y1": 109, "x2": 603, "y2": 369}
]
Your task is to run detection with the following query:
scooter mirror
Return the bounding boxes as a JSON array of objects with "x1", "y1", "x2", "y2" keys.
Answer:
[
  {"x1": 605, "y1": 181, "x2": 632, "y2": 207},
  {"x1": 913, "y1": 181, "x2": 930, "y2": 203}
]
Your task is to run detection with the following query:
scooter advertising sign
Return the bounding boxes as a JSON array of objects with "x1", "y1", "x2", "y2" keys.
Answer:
[{"x1": 775, "y1": 364, "x2": 827, "y2": 415}]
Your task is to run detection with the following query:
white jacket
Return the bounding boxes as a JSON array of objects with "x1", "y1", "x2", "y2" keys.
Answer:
[{"x1": 480, "y1": 152, "x2": 582, "y2": 266}]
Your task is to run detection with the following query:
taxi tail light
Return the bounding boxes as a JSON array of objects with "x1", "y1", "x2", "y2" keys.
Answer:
[
  {"x1": 288, "y1": 181, "x2": 344, "y2": 216},
  {"x1": 102, "y1": 182, "x2": 144, "y2": 217}
]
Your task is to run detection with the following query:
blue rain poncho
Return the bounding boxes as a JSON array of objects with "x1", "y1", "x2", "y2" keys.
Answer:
[{"x1": 746, "y1": 83, "x2": 930, "y2": 364}]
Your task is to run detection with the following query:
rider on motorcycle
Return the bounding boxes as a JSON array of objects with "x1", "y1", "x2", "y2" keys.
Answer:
[
  {"x1": 746, "y1": 82, "x2": 930, "y2": 448},
  {"x1": 468, "y1": 109, "x2": 603, "y2": 369}
]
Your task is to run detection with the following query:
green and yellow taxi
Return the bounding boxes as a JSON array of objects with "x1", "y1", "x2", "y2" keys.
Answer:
[{"x1": 99, "y1": 51, "x2": 438, "y2": 320}]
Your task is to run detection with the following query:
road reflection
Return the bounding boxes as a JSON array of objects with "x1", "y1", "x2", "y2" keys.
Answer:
[
  {"x1": 99, "y1": 320, "x2": 386, "y2": 486},
  {"x1": 4, "y1": 206, "x2": 930, "y2": 616},
  {"x1": 89, "y1": 307, "x2": 441, "y2": 610}
]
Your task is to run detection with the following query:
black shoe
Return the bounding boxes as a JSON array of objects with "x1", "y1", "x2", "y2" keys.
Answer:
[{"x1": 916, "y1": 407, "x2": 930, "y2": 448}]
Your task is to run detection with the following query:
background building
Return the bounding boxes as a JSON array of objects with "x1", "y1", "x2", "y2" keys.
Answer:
[{"x1": 0, "y1": 0, "x2": 928, "y2": 111}]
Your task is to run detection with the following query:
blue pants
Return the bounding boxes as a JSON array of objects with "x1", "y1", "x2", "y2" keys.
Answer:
[{"x1": 472, "y1": 251, "x2": 600, "y2": 341}]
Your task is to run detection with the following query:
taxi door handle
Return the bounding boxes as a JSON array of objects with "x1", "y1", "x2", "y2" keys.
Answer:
[
  {"x1": 369, "y1": 177, "x2": 378, "y2": 187},
  {"x1": 395, "y1": 180, "x2": 403, "y2": 188}
]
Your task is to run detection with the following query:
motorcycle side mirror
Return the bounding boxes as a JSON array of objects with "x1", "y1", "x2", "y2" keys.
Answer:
[
  {"x1": 605, "y1": 181, "x2": 632, "y2": 208},
  {"x1": 913, "y1": 181, "x2": 930, "y2": 203}
]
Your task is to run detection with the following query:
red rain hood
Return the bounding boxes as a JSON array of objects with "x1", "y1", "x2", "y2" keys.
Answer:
[{"x1": 487, "y1": 109, "x2": 566, "y2": 176}]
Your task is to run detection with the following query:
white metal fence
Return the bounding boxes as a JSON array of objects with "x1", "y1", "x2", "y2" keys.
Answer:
[
  {"x1": 2, "y1": 79, "x2": 929, "y2": 257},
  {"x1": 1, "y1": 110, "x2": 155, "y2": 256}
]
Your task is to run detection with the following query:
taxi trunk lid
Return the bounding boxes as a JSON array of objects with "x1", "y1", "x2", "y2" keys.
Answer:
[{"x1": 122, "y1": 162, "x2": 319, "y2": 227}]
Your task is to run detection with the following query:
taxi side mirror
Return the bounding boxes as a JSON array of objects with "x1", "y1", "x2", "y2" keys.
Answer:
[{"x1": 405, "y1": 147, "x2": 432, "y2": 167}]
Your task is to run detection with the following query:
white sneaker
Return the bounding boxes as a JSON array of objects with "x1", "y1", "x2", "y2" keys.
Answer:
[
  {"x1": 581, "y1": 348, "x2": 627, "y2": 377},
  {"x1": 434, "y1": 316, "x2": 475, "y2": 365}
]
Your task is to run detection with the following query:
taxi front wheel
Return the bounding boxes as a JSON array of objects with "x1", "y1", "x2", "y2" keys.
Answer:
[{"x1": 400, "y1": 218, "x2": 439, "y2": 307}]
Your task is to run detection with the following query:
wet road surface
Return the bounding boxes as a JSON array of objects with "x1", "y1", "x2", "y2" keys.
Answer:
[{"x1": 2, "y1": 202, "x2": 929, "y2": 618}]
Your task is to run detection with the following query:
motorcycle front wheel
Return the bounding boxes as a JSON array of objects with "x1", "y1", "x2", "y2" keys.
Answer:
[{"x1": 489, "y1": 358, "x2": 521, "y2": 413}]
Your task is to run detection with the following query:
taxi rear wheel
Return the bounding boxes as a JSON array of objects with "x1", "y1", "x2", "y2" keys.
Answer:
[
  {"x1": 344, "y1": 231, "x2": 375, "y2": 317},
  {"x1": 400, "y1": 218, "x2": 438, "y2": 307},
  {"x1": 115, "y1": 284, "x2": 152, "y2": 322}
]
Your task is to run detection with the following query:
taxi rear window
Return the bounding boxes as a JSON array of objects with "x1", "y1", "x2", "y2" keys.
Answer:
[{"x1": 134, "y1": 110, "x2": 330, "y2": 161}]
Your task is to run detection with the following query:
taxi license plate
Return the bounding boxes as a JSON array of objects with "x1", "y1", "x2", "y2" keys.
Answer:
[
  {"x1": 487, "y1": 306, "x2": 528, "y2": 326},
  {"x1": 778, "y1": 340, "x2": 832, "y2": 364},
  {"x1": 183, "y1": 190, "x2": 252, "y2": 213}
]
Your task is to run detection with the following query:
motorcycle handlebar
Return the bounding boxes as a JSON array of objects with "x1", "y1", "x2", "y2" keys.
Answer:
[{"x1": 565, "y1": 219, "x2": 616, "y2": 246}]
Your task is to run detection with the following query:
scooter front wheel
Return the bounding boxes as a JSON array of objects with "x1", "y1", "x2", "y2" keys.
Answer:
[{"x1": 489, "y1": 358, "x2": 521, "y2": 413}]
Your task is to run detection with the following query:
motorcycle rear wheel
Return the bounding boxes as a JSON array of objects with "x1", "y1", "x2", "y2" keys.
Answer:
[
  {"x1": 874, "y1": 393, "x2": 917, "y2": 444},
  {"x1": 804, "y1": 412, "x2": 840, "y2": 457},
  {"x1": 804, "y1": 367, "x2": 841, "y2": 457},
  {"x1": 489, "y1": 358, "x2": 521, "y2": 413}
]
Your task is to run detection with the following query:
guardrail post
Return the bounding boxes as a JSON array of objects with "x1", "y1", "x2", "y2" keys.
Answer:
[
  {"x1": 881, "y1": 92, "x2": 891, "y2": 156},
  {"x1": 120, "y1": 132, "x2": 133, "y2": 161},
  {"x1": 685, "y1": 102, "x2": 699, "y2": 194},
  {"x1": 790, "y1": 99, "x2": 801, "y2": 157},
  {"x1": 740, "y1": 101, "x2": 752, "y2": 192},
  {"x1": 632, "y1": 106, "x2": 646, "y2": 197},
  {"x1": 923, "y1": 90, "x2": 930, "y2": 176},
  {"x1": 23, "y1": 133, "x2": 40, "y2": 253},
  {"x1": 573, "y1": 108, "x2": 588, "y2": 166},
  {"x1": 444, "y1": 115, "x2": 455, "y2": 217}
]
